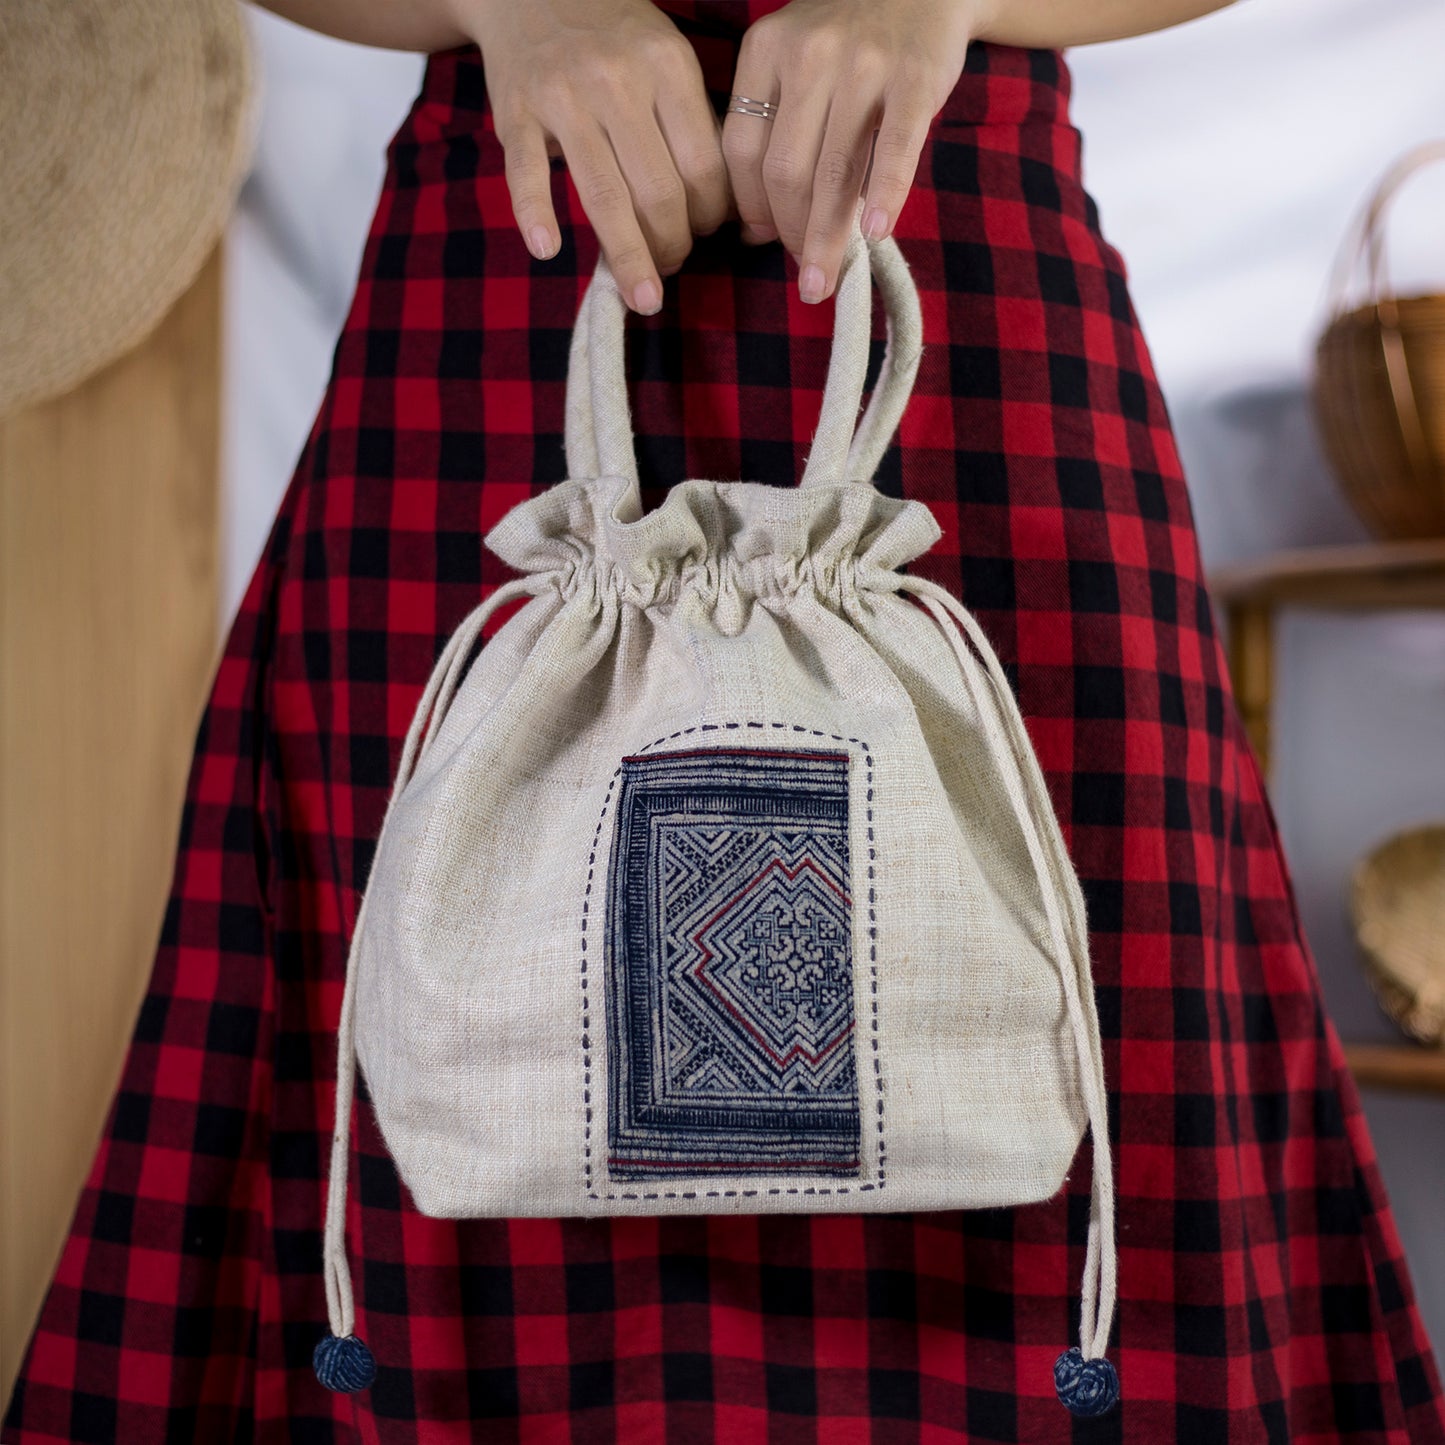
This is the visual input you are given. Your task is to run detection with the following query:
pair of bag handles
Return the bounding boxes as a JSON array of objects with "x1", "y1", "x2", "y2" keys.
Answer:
[{"x1": 563, "y1": 221, "x2": 925, "y2": 499}]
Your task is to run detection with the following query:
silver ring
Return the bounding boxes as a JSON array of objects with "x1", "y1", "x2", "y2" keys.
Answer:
[{"x1": 727, "y1": 94, "x2": 778, "y2": 121}]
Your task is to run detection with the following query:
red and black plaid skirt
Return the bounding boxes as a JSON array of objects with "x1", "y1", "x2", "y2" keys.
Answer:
[{"x1": 7, "y1": 5, "x2": 1444, "y2": 1441}]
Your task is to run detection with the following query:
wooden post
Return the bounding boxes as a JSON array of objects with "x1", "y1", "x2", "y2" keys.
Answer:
[
  {"x1": 0, "y1": 245, "x2": 221, "y2": 1401},
  {"x1": 1225, "y1": 600, "x2": 1274, "y2": 780}
]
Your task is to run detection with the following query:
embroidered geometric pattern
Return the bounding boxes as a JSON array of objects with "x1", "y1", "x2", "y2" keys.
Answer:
[{"x1": 604, "y1": 747, "x2": 860, "y2": 1178}]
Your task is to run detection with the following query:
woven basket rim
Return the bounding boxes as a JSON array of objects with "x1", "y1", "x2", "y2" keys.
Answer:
[
  {"x1": 1319, "y1": 291, "x2": 1445, "y2": 332},
  {"x1": 0, "y1": 0, "x2": 258, "y2": 417}
]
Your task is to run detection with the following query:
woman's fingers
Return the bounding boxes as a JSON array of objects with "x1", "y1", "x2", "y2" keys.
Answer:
[
  {"x1": 605, "y1": 111, "x2": 694, "y2": 282},
  {"x1": 720, "y1": 34, "x2": 780, "y2": 244},
  {"x1": 468, "y1": 0, "x2": 730, "y2": 312},
  {"x1": 500, "y1": 119, "x2": 562, "y2": 261},
  {"x1": 652, "y1": 41, "x2": 732, "y2": 242},
  {"x1": 797, "y1": 84, "x2": 882, "y2": 302},
  {"x1": 723, "y1": 0, "x2": 974, "y2": 302},
  {"x1": 554, "y1": 114, "x2": 666, "y2": 313},
  {"x1": 860, "y1": 87, "x2": 934, "y2": 243},
  {"x1": 758, "y1": 73, "x2": 832, "y2": 266},
  {"x1": 799, "y1": 84, "x2": 934, "y2": 298}
]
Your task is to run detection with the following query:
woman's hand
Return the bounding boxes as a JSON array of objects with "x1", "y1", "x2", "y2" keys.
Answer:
[
  {"x1": 458, "y1": 0, "x2": 731, "y2": 313},
  {"x1": 722, "y1": 0, "x2": 977, "y2": 303}
]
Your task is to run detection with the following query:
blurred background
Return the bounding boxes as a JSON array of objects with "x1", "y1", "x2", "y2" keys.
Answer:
[{"x1": 2, "y1": 0, "x2": 1441, "y2": 1399}]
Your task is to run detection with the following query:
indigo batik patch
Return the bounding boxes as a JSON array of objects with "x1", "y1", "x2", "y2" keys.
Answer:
[{"x1": 604, "y1": 747, "x2": 861, "y2": 1179}]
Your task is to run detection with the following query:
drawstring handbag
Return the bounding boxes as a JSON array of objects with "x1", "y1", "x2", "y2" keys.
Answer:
[{"x1": 314, "y1": 225, "x2": 1120, "y2": 1418}]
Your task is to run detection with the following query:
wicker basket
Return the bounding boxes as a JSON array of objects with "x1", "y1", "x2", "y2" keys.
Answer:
[
  {"x1": 1349, "y1": 823, "x2": 1445, "y2": 1047},
  {"x1": 1314, "y1": 141, "x2": 1445, "y2": 540}
]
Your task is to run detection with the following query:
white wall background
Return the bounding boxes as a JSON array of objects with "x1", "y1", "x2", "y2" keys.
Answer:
[{"x1": 224, "y1": 0, "x2": 1445, "y2": 1363}]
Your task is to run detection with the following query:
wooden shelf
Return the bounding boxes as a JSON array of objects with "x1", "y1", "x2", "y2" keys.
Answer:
[
  {"x1": 1343, "y1": 1043, "x2": 1445, "y2": 1095},
  {"x1": 1208, "y1": 541, "x2": 1445, "y2": 1099},
  {"x1": 1209, "y1": 538, "x2": 1445, "y2": 779},
  {"x1": 1210, "y1": 538, "x2": 1445, "y2": 611}
]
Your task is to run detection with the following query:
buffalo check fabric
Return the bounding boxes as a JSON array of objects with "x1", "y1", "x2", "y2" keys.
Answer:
[{"x1": 6, "y1": 2, "x2": 1445, "y2": 1439}]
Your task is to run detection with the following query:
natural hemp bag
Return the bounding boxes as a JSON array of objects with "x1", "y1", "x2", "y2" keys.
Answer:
[{"x1": 313, "y1": 225, "x2": 1120, "y2": 1418}]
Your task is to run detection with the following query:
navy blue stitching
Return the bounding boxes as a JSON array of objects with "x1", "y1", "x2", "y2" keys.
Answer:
[{"x1": 582, "y1": 722, "x2": 885, "y2": 1201}]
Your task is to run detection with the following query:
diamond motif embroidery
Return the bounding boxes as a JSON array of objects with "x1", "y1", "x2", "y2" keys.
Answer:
[{"x1": 605, "y1": 748, "x2": 861, "y2": 1178}]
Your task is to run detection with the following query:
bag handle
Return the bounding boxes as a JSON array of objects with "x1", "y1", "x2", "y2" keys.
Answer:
[
  {"x1": 562, "y1": 216, "x2": 924, "y2": 505},
  {"x1": 799, "y1": 221, "x2": 925, "y2": 488}
]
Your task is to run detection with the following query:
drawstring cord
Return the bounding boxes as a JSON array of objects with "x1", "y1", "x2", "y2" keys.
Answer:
[
  {"x1": 314, "y1": 574, "x2": 546, "y2": 1393},
  {"x1": 894, "y1": 572, "x2": 1119, "y2": 1412}
]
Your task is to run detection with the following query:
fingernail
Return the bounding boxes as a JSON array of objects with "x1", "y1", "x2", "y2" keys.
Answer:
[
  {"x1": 633, "y1": 278, "x2": 662, "y2": 315},
  {"x1": 799, "y1": 263, "x2": 826, "y2": 304},
  {"x1": 862, "y1": 205, "x2": 890, "y2": 241},
  {"x1": 528, "y1": 226, "x2": 557, "y2": 260}
]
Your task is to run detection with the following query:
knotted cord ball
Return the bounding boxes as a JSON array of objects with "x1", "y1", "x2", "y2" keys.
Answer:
[
  {"x1": 313, "y1": 1333, "x2": 377, "y2": 1393},
  {"x1": 1054, "y1": 1347, "x2": 1120, "y2": 1417}
]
